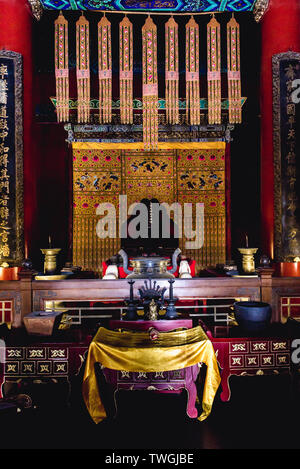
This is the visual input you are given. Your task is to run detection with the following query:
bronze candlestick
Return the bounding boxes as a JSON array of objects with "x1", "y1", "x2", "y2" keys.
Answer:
[
  {"x1": 40, "y1": 248, "x2": 61, "y2": 275},
  {"x1": 238, "y1": 248, "x2": 258, "y2": 274}
]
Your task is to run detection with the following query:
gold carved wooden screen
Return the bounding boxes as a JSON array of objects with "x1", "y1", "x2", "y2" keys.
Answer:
[{"x1": 72, "y1": 142, "x2": 226, "y2": 274}]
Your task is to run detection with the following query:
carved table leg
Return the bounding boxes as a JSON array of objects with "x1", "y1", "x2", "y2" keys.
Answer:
[
  {"x1": 186, "y1": 381, "x2": 198, "y2": 418},
  {"x1": 219, "y1": 370, "x2": 231, "y2": 402}
]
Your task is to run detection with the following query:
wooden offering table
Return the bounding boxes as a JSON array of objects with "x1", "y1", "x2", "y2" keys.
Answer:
[
  {"x1": 105, "y1": 320, "x2": 201, "y2": 419},
  {"x1": 82, "y1": 320, "x2": 221, "y2": 423}
]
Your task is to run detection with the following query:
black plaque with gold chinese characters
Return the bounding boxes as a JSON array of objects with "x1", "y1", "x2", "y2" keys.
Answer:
[
  {"x1": 0, "y1": 50, "x2": 24, "y2": 265},
  {"x1": 273, "y1": 52, "x2": 300, "y2": 262}
]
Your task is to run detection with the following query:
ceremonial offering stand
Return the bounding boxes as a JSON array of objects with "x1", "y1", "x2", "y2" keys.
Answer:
[{"x1": 102, "y1": 319, "x2": 200, "y2": 419}]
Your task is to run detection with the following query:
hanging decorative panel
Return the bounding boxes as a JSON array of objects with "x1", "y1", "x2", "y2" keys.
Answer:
[
  {"x1": 165, "y1": 17, "x2": 179, "y2": 125},
  {"x1": 185, "y1": 17, "x2": 201, "y2": 126},
  {"x1": 76, "y1": 14, "x2": 90, "y2": 123},
  {"x1": 119, "y1": 16, "x2": 133, "y2": 125},
  {"x1": 54, "y1": 11, "x2": 69, "y2": 123},
  {"x1": 227, "y1": 15, "x2": 242, "y2": 124},
  {"x1": 142, "y1": 16, "x2": 158, "y2": 151},
  {"x1": 207, "y1": 15, "x2": 221, "y2": 124},
  {"x1": 98, "y1": 14, "x2": 112, "y2": 124}
]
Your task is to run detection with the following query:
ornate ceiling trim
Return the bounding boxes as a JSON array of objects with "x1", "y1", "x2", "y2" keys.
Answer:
[
  {"x1": 253, "y1": 0, "x2": 270, "y2": 22},
  {"x1": 28, "y1": 0, "x2": 43, "y2": 20},
  {"x1": 37, "y1": 0, "x2": 258, "y2": 13}
]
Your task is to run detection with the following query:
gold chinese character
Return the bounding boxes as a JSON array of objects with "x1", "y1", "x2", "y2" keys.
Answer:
[
  {"x1": 288, "y1": 228, "x2": 298, "y2": 240},
  {"x1": 0, "y1": 143, "x2": 9, "y2": 155},
  {"x1": 0, "y1": 232, "x2": 8, "y2": 243},
  {"x1": 285, "y1": 65, "x2": 296, "y2": 80},
  {"x1": 289, "y1": 177, "x2": 297, "y2": 190},
  {"x1": 286, "y1": 151, "x2": 296, "y2": 164},
  {"x1": 0, "y1": 80, "x2": 8, "y2": 92},
  {"x1": 287, "y1": 198, "x2": 297, "y2": 214},
  {"x1": 0, "y1": 64, "x2": 8, "y2": 80},
  {"x1": 287, "y1": 103, "x2": 296, "y2": 115},
  {"x1": 0, "y1": 180, "x2": 9, "y2": 194},
  {"x1": 0, "y1": 131, "x2": 8, "y2": 140},
  {"x1": 0, "y1": 80, "x2": 8, "y2": 106},
  {"x1": 288, "y1": 129, "x2": 296, "y2": 140},
  {"x1": 0, "y1": 119, "x2": 8, "y2": 131},
  {"x1": 0, "y1": 106, "x2": 7, "y2": 118},
  {"x1": 0, "y1": 168, "x2": 9, "y2": 180},
  {"x1": 0, "y1": 206, "x2": 9, "y2": 219},
  {"x1": 0, "y1": 154, "x2": 8, "y2": 167},
  {"x1": 288, "y1": 115, "x2": 296, "y2": 126},
  {"x1": 0, "y1": 243, "x2": 10, "y2": 257},
  {"x1": 0, "y1": 221, "x2": 9, "y2": 230},
  {"x1": 286, "y1": 166, "x2": 297, "y2": 178}
]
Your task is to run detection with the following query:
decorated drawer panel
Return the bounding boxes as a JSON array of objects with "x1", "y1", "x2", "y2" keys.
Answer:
[
  {"x1": 5, "y1": 359, "x2": 69, "y2": 376},
  {"x1": 275, "y1": 353, "x2": 290, "y2": 367},
  {"x1": 271, "y1": 341, "x2": 289, "y2": 352},
  {"x1": 250, "y1": 341, "x2": 269, "y2": 353},
  {"x1": 117, "y1": 369, "x2": 186, "y2": 382},
  {"x1": 230, "y1": 355, "x2": 244, "y2": 368},
  {"x1": 259, "y1": 354, "x2": 275, "y2": 367},
  {"x1": 5, "y1": 347, "x2": 24, "y2": 360},
  {"x1": 48, "y1": 347, "x2": 69, "y2": 359},
  {"x1": 230, "y1": 342, "x2": 248, "y2": 354},
  {"x1": 244, "y1": 355, "x2": 260, "y2": 368}
]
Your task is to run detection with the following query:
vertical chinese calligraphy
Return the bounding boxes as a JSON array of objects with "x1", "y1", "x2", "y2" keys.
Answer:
[
  {"x1": 0, "y1": 51, "x2": 24, "y2": 265},
  {"x1": 273, "y1": 52, "x2": 300, "y2": 262},
  {"x1": 0, "y1": 61, "x2": 11, "y2": 259}
]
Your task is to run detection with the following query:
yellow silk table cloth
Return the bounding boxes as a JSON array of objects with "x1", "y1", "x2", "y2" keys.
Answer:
[{"x1": 82, "y1": 326, "x2": 221, "y2": 424}]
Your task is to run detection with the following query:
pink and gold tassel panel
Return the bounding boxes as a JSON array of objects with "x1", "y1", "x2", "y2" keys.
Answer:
[
  {"x1": 207, "y1": 15, "x2": 221, "y2": 124},
  {"x1": 76, "y1": 14, "x2": 90, "y2": 123},
  {"x1": 165, "y1": 17, "x2": 179, "y2": 125},
  {"x1": 185, "y1": 17, "x2": 201, "y2": 126},
  {"x1": 98, "y1": 15, "x2": 112, "y2": 124},
  {"x1": 142, "y1": 16, "x2": 158, "y2": 151},
  {"x1": 54, "y1": 12, "x2": 69, "y2": 123},
  {"x1": 227, "y1": 15, "x2": 242, "y2": 124},
  {"x1": 119, "y1": 16, "x2": 133, "y2": 124}
]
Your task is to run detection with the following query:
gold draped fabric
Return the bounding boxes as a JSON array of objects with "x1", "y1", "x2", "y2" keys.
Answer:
[
  {"x1": 54, "y1": 12, "x2": 69, "y2": 123},
  {"x1": 82, "y1": 326, "x2": 221, "y2": 424}
]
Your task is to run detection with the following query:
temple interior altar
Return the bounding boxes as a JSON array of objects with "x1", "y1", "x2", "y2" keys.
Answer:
[{"x1": 1, "y1": 0, "x2": 300, "y2": 451}]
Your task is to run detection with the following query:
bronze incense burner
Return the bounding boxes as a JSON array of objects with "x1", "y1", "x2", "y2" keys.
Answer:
[{"x1": 118, "y1": 248, "x2": 181, "y2": 279}]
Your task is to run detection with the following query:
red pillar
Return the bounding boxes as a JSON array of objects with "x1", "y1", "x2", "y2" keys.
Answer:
[
  {"x1": 0, "y1": 0, "x2": 35, "y2": 261},
  {"x1": 260, "y1": 0, "x2": 300, "y2": 267}
]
